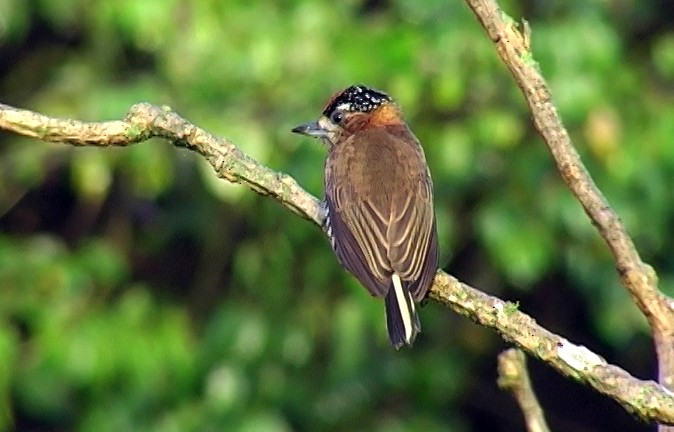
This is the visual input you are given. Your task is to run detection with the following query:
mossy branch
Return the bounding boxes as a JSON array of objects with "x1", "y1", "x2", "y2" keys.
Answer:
[{"x1": 464, "y1": 1, "x2": 674, "y2": 430}]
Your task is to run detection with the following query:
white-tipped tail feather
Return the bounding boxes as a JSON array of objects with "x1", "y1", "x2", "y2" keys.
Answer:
[
  {"x1": 385, "y1": 273, "x2": 421, "y2": 349},
  {"x1": 392, "y1": 274, "x2": 414, "y2": 342}
]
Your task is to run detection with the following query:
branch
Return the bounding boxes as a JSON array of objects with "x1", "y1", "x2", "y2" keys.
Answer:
[
  {"x1": 498, "y1": 349, "x2": 550, "y2": 432},
  {"x1": 0, "y1": 103, "x2": 325, "y2": 225},
  {"x1": 462, "y1": 2, "x2": 674, "y2": 407},
  {"x1": 1, "y1": 102, "x2": 674, "y2": 424}
]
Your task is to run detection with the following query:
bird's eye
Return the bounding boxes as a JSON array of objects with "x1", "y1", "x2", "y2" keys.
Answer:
[{"x1": 330, "y1": 110, "x2": 344, "y2": 124}]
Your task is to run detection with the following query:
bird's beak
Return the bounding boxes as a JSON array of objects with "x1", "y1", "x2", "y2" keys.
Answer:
[{"x1": 291, "y1": 121, "x2": 329, "y2": 139}]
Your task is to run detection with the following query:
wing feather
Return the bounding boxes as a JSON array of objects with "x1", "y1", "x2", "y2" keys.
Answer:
[
  {"x1": 326, "y1": 190, "x2": 390, "y2": 297},
  {"x1": 407, "y1": 217, "x2": 439, "y2": 301},
  {"x1": 348, "y1": 205, "x2": 390, "y2": 280},
  {"x1": 387, "y1": 179, "x2": 435, "y2": 282}
]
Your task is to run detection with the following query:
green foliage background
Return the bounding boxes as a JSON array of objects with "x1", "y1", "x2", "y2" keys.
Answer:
[{"x1": 0, "y1": 0, "x2": 672, "y2": 431}]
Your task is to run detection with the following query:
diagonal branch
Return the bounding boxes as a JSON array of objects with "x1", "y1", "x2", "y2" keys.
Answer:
[
  {"x1": 462, "y1": 2, "x2": 674, "y2": 427},
  {"x1": 1, "y1": 102, "x2": 673, "y2": 424},
  {"x1": 0, "y1": 102, "x2": 325, "y2": 225}
]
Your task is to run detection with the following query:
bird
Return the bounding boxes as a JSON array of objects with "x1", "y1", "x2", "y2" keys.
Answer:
[{"x1": 291, "y1": 84, "x2": 439, "y2": 349}]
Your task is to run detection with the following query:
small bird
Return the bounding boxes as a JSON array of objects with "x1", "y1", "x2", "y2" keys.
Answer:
[{"x1": 292, "y1": 84, "x2": 438, "y2": 349}]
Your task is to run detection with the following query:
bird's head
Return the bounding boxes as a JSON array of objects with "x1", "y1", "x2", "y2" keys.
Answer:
[{"x1": 291, "y1": 84, "x2": 403, "y2": 147}]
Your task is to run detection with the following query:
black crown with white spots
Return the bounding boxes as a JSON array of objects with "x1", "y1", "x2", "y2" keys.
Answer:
[{"x1": 322, "y1": 85, "x2": 392, "y2": 117}]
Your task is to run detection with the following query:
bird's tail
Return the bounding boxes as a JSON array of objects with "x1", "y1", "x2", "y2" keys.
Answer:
[{"x1": 385, "y1": 273, "x2": 421, "y2": 349}]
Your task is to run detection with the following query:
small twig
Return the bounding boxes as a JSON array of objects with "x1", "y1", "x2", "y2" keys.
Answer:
[
  {"x1": 498, "y1": 349, "x2": 551, "y2": 432},
  {"x1": 1, "y1": 102, "x2": 673, "y2": 424},
  {"x1": 462, "y1": 2, "x2": 674, "y2": 429}
]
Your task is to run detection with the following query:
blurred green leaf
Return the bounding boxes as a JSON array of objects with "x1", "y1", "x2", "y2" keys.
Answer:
[
  {"x1": 0, "y1": 0, "x2": 30, "y2": 41},
  {"x1": 653, "y1": 33, "x2": 674, "y2": 79},
  {"x1": 477, "y1": 199, "x2": 555, "y2": 287}
]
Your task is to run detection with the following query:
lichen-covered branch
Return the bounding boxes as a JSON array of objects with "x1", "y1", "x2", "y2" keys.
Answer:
[
  {"x1": 462, "y1": 1, "x2": 674, "y2": 429},
  {"x1": 431, "y1": 273, "x2": 674, "y2": 424},
  {"x1": 498, "y1": 349, "x2": 550, "y2": 432},
  {"x1": 1, "y1": 102, "x2": 673, "y2": 424},
  {"x1": 0, "y1": 102, "x2": 325, "y2": 225}
]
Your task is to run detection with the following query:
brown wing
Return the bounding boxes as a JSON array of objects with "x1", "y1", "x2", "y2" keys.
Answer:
[
  {"x1": 386, "y1": 174, "x2": 438, "y2": 300},
  {"x1": 325, "y1": 179, "x2": 392, "y2": 297},
  {"x1": 325, "y1": 128, "x2": 438, "y2": 300},
  {"x1": 406, "y1": 217, "x2": 438, "y2": 301}
]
